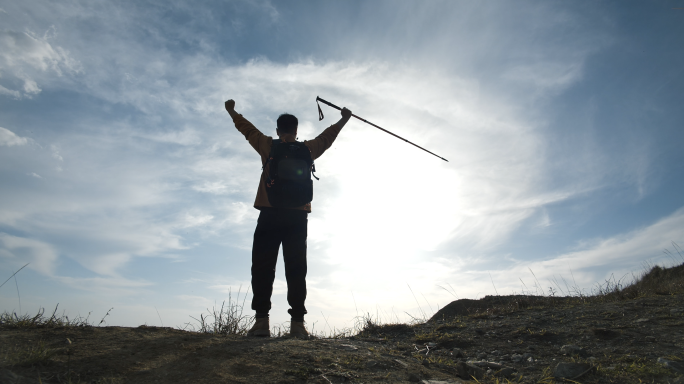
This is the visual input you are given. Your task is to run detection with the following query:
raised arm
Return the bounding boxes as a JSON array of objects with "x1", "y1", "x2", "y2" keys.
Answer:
[
  {"x1": 336, "y1": 107, "x2": 352, "y2": 129},
  {"x1": 305, "y1": 107, "x2": 353, "y2": 160},
  {"x1": 225, "y1": 99, "x2": 271, "y2": 156},
  {"x1": 225, "y1": 99, "x2": 239, "y2": 119}
]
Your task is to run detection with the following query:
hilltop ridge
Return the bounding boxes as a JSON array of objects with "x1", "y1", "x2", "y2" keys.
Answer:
[{"x1": 1, "y1": 263, "x2": 683, "y2": 383}]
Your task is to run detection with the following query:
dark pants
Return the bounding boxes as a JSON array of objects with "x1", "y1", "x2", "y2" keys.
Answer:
[{"x1": 251, "y1": 207, "x2": 308, "y2": 321}]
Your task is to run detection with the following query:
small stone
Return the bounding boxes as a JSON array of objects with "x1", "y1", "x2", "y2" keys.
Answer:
[
  {"x1": 366, "y1": 360, "x2": 378, "y2": 368},
  {"x1": 635, "y1": 318, "x2": 649, "y2": 323},
  {"x1": 426, "y1": 342, "x2": 437, "y2": 348},
  {"x1": 522, "y1": 353, "x2": 533, "y2": 359},
  {"x1": 339, "y1": 344, "x2": 358, "y2": 351},
  {"x1": 477, "y1": 352, "x2": 487, "y2": 360},
  {"x1": 408, "y1": 372, "x2": 421, "y2": 382},
  {"x1": 495, "y1": 367, "x2": 516, "y2": 377},
  {"x1": 553, "y1": 362, "x2": 591, "y2": 379},
  {"x1": 527, "y1": 357, "x2": 534, "y2": 363},
  {"x1": 394, "y1": 359, "x2": 408, "y2": 368},
  {"x1": 560, "y1": 345, "x2": 581, "y2": 355},
  {"x1": 454, "y1": 362, "x2": 485, "y2": 380},
  {"x1": 560, "y1": 344, "x2": 588, "y2": 357},
  {"x1": 511, "y1": 354, "x2": 523, "y2": 363},
  {"x1": 452, "y1": 348, "x2": 465, "y2": 358},
  {"x1": 657, "y1": 357, "x2": 684, "y2": 373}
]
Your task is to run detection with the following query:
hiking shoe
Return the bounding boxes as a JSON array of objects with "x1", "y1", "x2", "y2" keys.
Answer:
[
  {"x1": 247, "y1": 317, "x2": 270, "y2": 337},
  {"x1": 290, "y1": 320, "x2": 309, "y2": 339}
]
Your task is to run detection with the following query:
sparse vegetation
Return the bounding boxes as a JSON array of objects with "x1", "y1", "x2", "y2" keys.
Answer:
[
  {"x1": 0, "y1": 304, "x2": 97, "y2": 328},
  {"x1": 185, "y1": 286, "x2": 253, "y2": 335},
  {"x1": 1, "y1": 255, "x2": 683, "y2": 383},
  {"x1": 2, "y1": 340, "x2": 56, "y2": 367}
]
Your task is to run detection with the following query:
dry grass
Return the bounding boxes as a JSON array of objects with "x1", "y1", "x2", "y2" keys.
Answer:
[
  {"x1": 186, "y1": 286, "x2": 253, "y2": 335},
  {"x1": 0, "y1": 304, "x2": 106, "y2": 329}
]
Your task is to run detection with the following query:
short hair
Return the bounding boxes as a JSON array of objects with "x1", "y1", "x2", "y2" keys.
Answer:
[{"x1": 277, "y1": 113, "x2": 298, "y2": 134}]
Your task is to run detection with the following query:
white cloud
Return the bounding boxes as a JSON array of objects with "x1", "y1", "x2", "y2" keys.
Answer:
[
  {"x1": 0, "y1": 29, "x2": 81, "y2": 98},
  {"x1": 0, "y1": 127, "x2": 29, "y2": 146},
  {"x1": 180, "y1": 213, "x2": 214, "y2": 228}
]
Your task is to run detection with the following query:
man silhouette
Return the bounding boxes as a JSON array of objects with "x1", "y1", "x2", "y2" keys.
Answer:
[{"x1": 225, "y1": 99, "x2": 352, "y2": 338}]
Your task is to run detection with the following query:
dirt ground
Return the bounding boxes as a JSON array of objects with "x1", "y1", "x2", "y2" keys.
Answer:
[{"x1": 2, "y1": 293, "x2": 684, "y2": 383}]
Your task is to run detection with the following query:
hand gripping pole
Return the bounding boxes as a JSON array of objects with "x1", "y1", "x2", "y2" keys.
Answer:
[{"x1": 316, "y1": 96, "x2": 448, "y2": 162}]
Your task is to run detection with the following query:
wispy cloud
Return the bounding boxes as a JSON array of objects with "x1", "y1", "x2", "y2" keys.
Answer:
[
  {"x1": 0, "y1": 233, "x2": 57, "y2": 275},
  {"x1": 0, "y1": 29, "x2": 81, "y2": 98}
]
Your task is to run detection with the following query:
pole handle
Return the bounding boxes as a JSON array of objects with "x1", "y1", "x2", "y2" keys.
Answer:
[{"x1": 316, "y1": 96, "x2": 341, "y2": 111}]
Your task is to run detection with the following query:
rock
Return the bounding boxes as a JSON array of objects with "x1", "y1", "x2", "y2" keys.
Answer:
[
  {"x1": 452, "y1": 348, "x2": 465, "y2": 358},
  {"x1": 522, "y1": 353, "x2": 533, "y2": 359},
  {"x1": 366, "y1": 360, "x2": 378, "y2": 369},
  {"x1": 477, "y1": 352, "x2": 487, "y2": 360},
  {"x1": 670, "y1": 308, "x2": 683, "y2": 316},
  {"x1": 635, "y1": 318, "x2": 650, "y2": 323},
  {"x1": 422, "y1": 360, "x2": 430, "y2": 368},
  {"x1": 408, "y1": 372, "x2": 421, "y2": 382},
  {"x1": 657, "y1": 357, "x2": 684, "y2": 373},
  {"x1": 454, "y1": 362, "x2": 485, "y2": 380},
  {"x1": 338, "y1": 344, "x2": 358, "y2": 351},
  {"x1": 495, "y1": 367, "x2": 516, "y2": 377},
  {"x1": 394, "y1": 359, "x2": 409, "y2": 368},
  {"x1": 511, "y1": 354, "x2": 523, "y2": 363},
  {"x1": 427, "y1": 342, "x2": 437, "y2": 348},
  {"x1": 527, "y1": 357, "x2": 535, "y2": 363},
  {"x1": 560, "y1": 344, "x2": 588, "y2": 357},
  {"x1": 553, "y1": 362, "x2": 592, "y2": 379}
]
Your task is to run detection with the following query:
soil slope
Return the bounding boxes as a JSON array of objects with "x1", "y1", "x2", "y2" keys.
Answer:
[{"x1": 2, "y1": 293, "x2": 683, "y2": 383}]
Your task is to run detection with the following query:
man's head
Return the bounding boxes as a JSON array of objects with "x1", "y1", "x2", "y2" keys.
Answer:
[{"x1": 276, "y1": 113, "x2": 298, "y2": 137}]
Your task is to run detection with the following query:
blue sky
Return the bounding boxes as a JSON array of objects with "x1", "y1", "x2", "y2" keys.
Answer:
[{"x1": 1, "y1": 0, "x2": 683, "y2": 332}]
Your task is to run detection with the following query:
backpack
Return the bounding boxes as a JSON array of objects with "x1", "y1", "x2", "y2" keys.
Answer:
[{"x1": 264, "y1": 139, "x2": 318, "y2": 208}]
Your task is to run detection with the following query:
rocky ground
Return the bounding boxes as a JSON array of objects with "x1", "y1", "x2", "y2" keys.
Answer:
[{"x1": 1, "y1": 291, "x2": 683, "y2": 384}]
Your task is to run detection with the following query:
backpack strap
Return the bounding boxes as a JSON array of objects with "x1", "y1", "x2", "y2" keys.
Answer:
[
  {"x1": 262, "y1": 138, "x2": 281, "y2": 171},
  {"x1": 312, "y1": 163, "x2": 319, "y2": 180}
]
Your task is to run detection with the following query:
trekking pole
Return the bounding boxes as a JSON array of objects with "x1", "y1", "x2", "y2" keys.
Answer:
[{"x1": 316, "y1": 96, "x2": 448, "y2": 162}]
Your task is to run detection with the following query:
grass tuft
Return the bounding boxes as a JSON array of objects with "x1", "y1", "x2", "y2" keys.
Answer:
[
  {"x1": 187, "y1": 286, "x2": 253, "y2": 335},
  {"x1": 0, "y1": 304, "x2": 94, "y2": 329}
]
